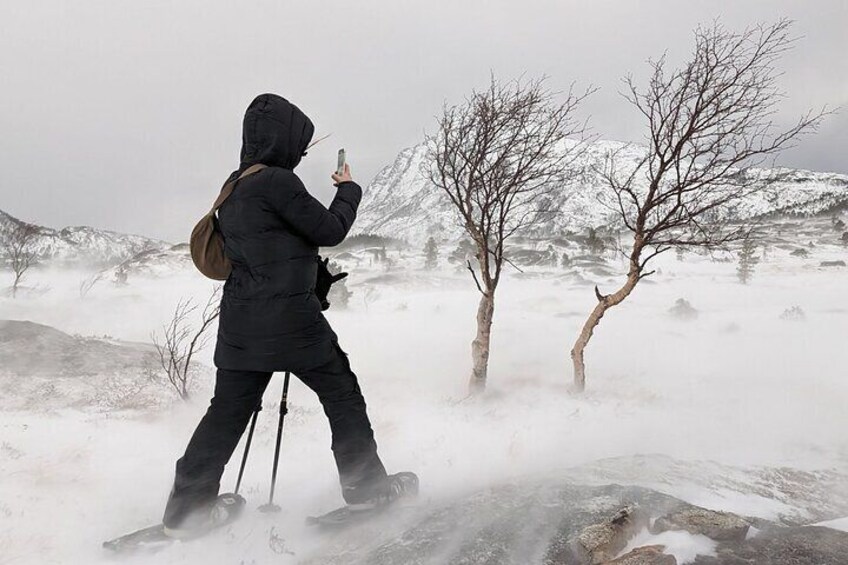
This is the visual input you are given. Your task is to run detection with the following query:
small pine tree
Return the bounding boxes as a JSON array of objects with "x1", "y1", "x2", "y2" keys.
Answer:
[
  {"x1": 547, "y1": 244, "x2": 558, "y2": 268},
  {"x1": 560, "y1": 251, "x2": 571, "y2": 268},
  {"x1": 736, "y1": 238, "x2": 759, "y2": 284},
  {"x1": 448, "y1": 239, "x2": 476, "y2": 266},
  {"x1": 424, "y1": 237, "x2": 439, "y2": 269},
  {"x1": 585, "y1": 227, "x2": 605, "y2": 256}
]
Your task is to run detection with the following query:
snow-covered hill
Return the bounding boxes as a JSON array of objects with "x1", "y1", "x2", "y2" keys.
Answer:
[
  {"x1": 99, "y1": 242, "x2": 195, "y2": 281},
  {"x1": 0, "y1": 319, "x2": 166, "y2": 410},
  {"x1": 0, "y1": 208, "x2": 171, "y2": 266},
  {"x1": 353, "y1": 140, "x2": 848, "y2": 245}
]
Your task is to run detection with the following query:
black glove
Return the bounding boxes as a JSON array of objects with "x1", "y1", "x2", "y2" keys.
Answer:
[{"x1": 315, "y1": 256, "x2": 348, "y2": 311}]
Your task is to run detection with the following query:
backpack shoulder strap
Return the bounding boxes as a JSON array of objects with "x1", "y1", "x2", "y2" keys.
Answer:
[{"x1": 209, "y1": 163, "x2": 268, "y2": 213}]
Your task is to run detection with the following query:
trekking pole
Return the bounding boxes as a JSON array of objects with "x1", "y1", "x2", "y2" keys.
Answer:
[
  {"x1": 259, "y1": 371, "x2": 290, "y2": 513},
  {"x1": 234, "y1": 403, "x2": 261, "y2": 495}
]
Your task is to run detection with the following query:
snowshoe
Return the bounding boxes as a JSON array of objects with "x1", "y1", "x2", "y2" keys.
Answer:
[
  {"x1": 103, "y1": 493, "x2": 246, "y2": 553},
  {"x1": 307, "y1": 472, "x2": 419, "y2": 528},
  {"x1": 102, "y1": 524, "x2": 171, "y2": 554}
]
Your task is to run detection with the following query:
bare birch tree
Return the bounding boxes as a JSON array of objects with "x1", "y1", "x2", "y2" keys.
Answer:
[
  {"x1": 427, "y1": 74, "x2": 592, "y2": 394},
  {"x1": 152, "y1": 285, "x2": 222, "y2": 400},
  {"x1": 2, "y1": 221, "x2": 39, "y2": 298},
  {"x1": 570, "y1": 20, "x2": 827, "y2": 392}
]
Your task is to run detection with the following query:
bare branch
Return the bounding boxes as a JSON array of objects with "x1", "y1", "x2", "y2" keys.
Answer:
[
  {"x1": 603, "y1": 19, "x2": 826, "y2": 275},
  {"x1": 466, "y1": 259, "x2": 485, "y2": 295},
  {"x1": 151, "y1": 286, "x2": 221, "y2": 400}
]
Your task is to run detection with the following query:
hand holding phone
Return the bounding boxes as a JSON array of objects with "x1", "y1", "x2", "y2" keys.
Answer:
[
  {"x1": 331, "y1": 149, "x2": 353, "y2": 186},
  {"x1": 336, "y1": 148, "x2": 346, "y2": 175}
]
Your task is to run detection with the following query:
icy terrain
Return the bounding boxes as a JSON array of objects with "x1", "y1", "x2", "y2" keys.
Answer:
[{"x1": 1, "y1": 206, "x2": 847, "y2": 563}]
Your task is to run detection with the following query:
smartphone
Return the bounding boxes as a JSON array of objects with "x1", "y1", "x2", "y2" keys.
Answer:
[{"x1": 336, "y1": 148, "x2": 346, "y2": 176}]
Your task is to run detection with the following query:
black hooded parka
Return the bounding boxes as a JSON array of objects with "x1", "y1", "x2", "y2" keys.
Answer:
[{"x1": 212, "y1": 93, "x2": 362, "y2": 372}]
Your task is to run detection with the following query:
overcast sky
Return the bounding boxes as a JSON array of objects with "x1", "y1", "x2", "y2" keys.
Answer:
[{"x1": 1, "y1": 0, "x2": 845, "y2": 242}]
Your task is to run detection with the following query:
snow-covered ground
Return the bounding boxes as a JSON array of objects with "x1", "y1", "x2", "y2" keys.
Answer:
[{"x1": 1, "y1": 220, "x2": 847, "y2": 564}]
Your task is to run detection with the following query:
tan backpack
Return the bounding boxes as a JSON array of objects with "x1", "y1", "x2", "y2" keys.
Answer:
[{"x1": 190, "y1": 163, "x2": 268, "y2": 280}]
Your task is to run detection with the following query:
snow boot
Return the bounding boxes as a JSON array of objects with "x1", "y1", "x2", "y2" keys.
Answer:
[
  {"x1": 347, "y1": 472, "x2": 420, "y2": 512},
  {"x1": 308, "y1": 472, "x2": 420, "y2": 527},
  {"x1": 162, "y1": 492, "x2": 246, "y2": 540}
]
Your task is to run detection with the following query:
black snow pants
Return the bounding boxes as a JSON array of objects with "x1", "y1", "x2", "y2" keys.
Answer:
[{"x1": 162, "y1": 343, "x2": 387, "y2": 528}]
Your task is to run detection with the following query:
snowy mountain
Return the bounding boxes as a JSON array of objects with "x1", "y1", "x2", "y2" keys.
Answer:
[
  {"x1": 99, "y1": 242, "x2": 195, "y2": 281},
  {"x1": 353, "y1": 140, "x2": 848, "y2": 245},
  {"x1": 0, "y1": 208, "x2": 171, "y2": 266}
]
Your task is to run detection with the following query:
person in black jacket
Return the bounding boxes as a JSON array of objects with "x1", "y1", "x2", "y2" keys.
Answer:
[{"x1": 161, "y1": 93, "x2": 411, "y2": 536}]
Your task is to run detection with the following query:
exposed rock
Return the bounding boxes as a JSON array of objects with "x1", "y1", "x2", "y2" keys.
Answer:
[
  {"x1": 693, "y1": 525, "x2": 848, "y2": 564},
  {"x1": 820, "y1": 260, "x2": 846, "y2": 267},
  {"x1": 301, "y1": 476, "x2": 848, "y2": 565},
  {"x1": 604, "y1": 545, "x2": 676, "y2": 565},
  {"x1": 652, "y1": 507, "x2": 749, "y2": 542},
  {"x1": 572, "y1": 505, "x2": 649, "y2": 563}
]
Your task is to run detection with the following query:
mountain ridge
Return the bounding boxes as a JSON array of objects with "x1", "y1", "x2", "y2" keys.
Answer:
[
  {"x1": 0, "y1": 208, "x2": 172, "y2": 266},
  {"x1": 352, "y1": 139, "x2": 848, "y2": 245}
]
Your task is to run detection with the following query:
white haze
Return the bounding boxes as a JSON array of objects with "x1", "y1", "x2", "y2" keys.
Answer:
[
  {"x1": 0, "y1": 0, "x2": 846, "y2": 242},
  {"x1": 1, "y1": 239, "x2": 846, "y2": 562}
]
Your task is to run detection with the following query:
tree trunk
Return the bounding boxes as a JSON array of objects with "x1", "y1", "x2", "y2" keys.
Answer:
[
  {"x1": 469, "y1": 292, "x2": 495, "y2": 395},
  {"x1": 11, "y1": 272, "x2": 22, "y2": 298},
  {"x1": 570, "y1": 271, "x2": 639, "y2": 392}
]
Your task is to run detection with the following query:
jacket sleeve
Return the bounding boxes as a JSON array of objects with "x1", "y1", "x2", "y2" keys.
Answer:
[{"x1": 269, "y1": 169, "x2": 362, "y2": 247}]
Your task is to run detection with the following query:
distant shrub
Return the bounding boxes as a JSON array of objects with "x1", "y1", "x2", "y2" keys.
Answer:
[
  {"x1": 448, "y1": 239, "x2": 476, "y2": 269},
  {"x1": 780, "y1": 306, "x2": 806, "y2": 321},
  {"x1": 790, "y1": 248, "x2": 809, "y2": 258},
  {"x1": 92, "y1": 368, "x2": 170, "y2": 411},
  {"x1": 668, "y1": 298, "x2": 699, "y2": 321},
  {"x1": 736, "y1": 238, "x2": 759, "y2": 284},
  {"x1": 423, "y1": 237, "x2": 439, "y2": 270},
  {"x1": 721, "y1": 322, "x2": 741, "y2": 334}
]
